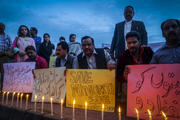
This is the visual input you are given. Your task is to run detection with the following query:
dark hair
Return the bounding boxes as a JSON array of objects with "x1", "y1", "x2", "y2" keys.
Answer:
[
  {"x1": 25, "y1": 45, "x2": 36, "y2": 52},
  {"x1": 18, "y1": 25, "x2": 30, "y2": 37},
  {"x1": 0, "y1": 22, "x2": 5, "y2": 30},
  {"x1": 57, "y1": 41, "x2": 69, "y2": 52},
  {"x1": 81, "y1": 36, "x2": 94, "y2": 45},
  {"x1": 69, "y1": 34, "x2": 76, "y2": 40},
  {"x1": 125, "y1": 5, "x2": 134, "y2": 12},
  {"x1": 59, "y1": 36, "x2": 65, "y2": 41},
  {"x1": 126, "y1": 31, "x2": 141, "y2": 41},
  {"x1": 30, "y1": 27, "x2": 38, "y2": 34},
  {"x1": 161, "y1": 19, "x2": 180, "y2": 30},
  {"x1": 43, "y1": 33, "x2": 50, "y2": 38}
]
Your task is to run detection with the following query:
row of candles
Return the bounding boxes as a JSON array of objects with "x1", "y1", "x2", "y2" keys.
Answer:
[{"x1": 1, "y1": 91, "x2": 168, "y2": 120}]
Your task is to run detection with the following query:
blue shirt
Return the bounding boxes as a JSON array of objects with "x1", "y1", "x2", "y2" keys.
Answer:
[
  {"x1": 150, "y1": 41, "x2": 180, "y2": 64},
  {"x1": 33, "y1": 36, "x2": 41, "y2": 52}
]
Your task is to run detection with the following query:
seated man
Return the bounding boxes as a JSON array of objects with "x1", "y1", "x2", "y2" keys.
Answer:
[
  {"x1": 74, "y1": 36, "x2": 115, "y2": 69},
  {"x1": 25, "y1": 45, "x2": 48, "y2": 69},
  {"x1": 116, "y1": 31, "x2": 153, "y2": 116},
  {"x1": 55, "y1": 41, "x2": 76, "y2": 69},
  {"x1": 150, "y1": 19, "x2": 180, "y2": 64}
]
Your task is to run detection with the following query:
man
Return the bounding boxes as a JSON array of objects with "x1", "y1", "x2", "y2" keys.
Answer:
[
  {"x1": 25, "y1": 45, "x2": 48, "y2": 69},
  {"x1": 59, "y1": 36, "x2": 66, "y2": 42},
  {"x1": 30, "y1": 27, "x2": 42, "y2": 52},
  {"x1": 116, "y1": 31, "x2": 153, "y2": 117},
  {"x1": 150, "y1": 19, "x2": 180, "y2": 64},
  {"x1": 111, "y1": 6, "x2": 147, "y2": 59},
  {"x1": 75, "y1": 36, "x2": 115, "y2": 69},
  {"x1": 55, "y1": 41, "x2": 76, "y2": 69},
  {"x1": 68, "y1": 33, "x2": 82, "y2": 56},
  {"x1": 0, "y1": 22, "x2": 12, "y2": 90}
]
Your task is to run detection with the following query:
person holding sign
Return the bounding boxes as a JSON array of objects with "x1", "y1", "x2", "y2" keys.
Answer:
[
  {"x1": 25, "y1": 45, "x2": 48, "y2": 69},
  {"x1": 74, "y1": 36, "x2": 115, "y2": 69},
  {"x1": 150, "y1": 19, "x2": 180, "y2": 64},
  {"x1": 116, "y1": 31, "x2": 153, "y2": 117},
  {"x1": 54, "y1": 41, "x2": 76, "y2": 68}
]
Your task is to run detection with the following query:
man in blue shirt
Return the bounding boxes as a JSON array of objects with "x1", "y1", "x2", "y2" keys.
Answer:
[
  {"x1": 150, "y1": 19, "x2": 180, "y2": 64},
  {"x1": 30, "y1": 27, "x2": 42, "y2": 52}
]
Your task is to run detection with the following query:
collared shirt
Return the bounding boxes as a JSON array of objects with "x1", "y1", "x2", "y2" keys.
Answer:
[
  {"x1": 26, "y1": 55, "x2": 48, "y2": 69},
  {"x1": 124, "y1": 20, "x2": 132, "y2": 50},
  {"x1": 74, "y1": 49, "x2": 115, "y2": 69},
  {"x1": 0, "y1": 34, "x2": 12, "y2": 52},
  {"x1": 150, "y1": 41, "x2": 180, "y2": 64},
  {"x1": 32, "y1": 36, "x2": 41, "y2": 52}
]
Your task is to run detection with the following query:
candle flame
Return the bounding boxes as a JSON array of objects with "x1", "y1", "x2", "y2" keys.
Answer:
[
  {"x1": 73, "y1": 99, "x2": 76, "y2": 105},
  {"x1": 13, "y1": 92, "x2": 16, "y2": 95},
  {"x1": 35, "y1": 94, "x2": 37, "y2": 99},
  {"x1": 85, "y1": 101, "x2": 87, "y2": 107},
  {"x1": 147, "y1": 109, "x2": 152, "y2": 116},
  {"x1": 135, "y1": 108, "x2": 139, "y2": 114},
  {"x1": 102, "y1": 104, "x2": 104, "y2": 109},
  {"x1": 42, "y1": 96, "x2": 44, "y2": 100},
  {"x1": 21, "y1": 93, "x2": 23, "y2": 97},
  {"x1": 17, "y1": 93, "x2": 20, "y2": 96},
  {"x1": 161, "y1": 111, "x2": 167, "y2": 118},
  {"x1": 3, "y1": 91, "x2": 6, "y2": 95},
  {"x1": 26, "y1": 94, "x2": 29, "y2": 98},
  {"x1": 118, "y1": 107, "x2": 121, "y2": 113},
  {"x1": 50, "y1": 97, "x2": 53, "y2": 102},
  {"x1": 7, "y1": 92, "x2": 9, "y2": 95},
  {"x1": 61, "y1": 98, "x2": 63, "y2": 104}
]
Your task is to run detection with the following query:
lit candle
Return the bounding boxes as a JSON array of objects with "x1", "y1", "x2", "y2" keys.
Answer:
[
  {"x1": 102, "y1": 104, "x2": 104, "y2": 120},
  {"x1": 147, "y1": 109, "x2": 152, "y2": 120},
  {"x1": 161, "y1": 111, "x2": 168, "y2": 120},
  {"x1": 85, "y1": 101, "x2": 87, "y2": 120},
  {"x1": 11, "y1": 92, "x2": 16, "y2": 106},
  {"x1": 16, "y1": 93, "x2": 20, "y2": 107},
  {"x1": 41, "y1": 96, "x2": 44, "y2": 113},
  {"x1": 2, "y1": 91, "x2": 6, "y2": 104},
  {"x1": 73, "y1": 99, "x2": 76, "y2": 120},
  {"x1": 135, "y1": 108, "x2": 139, "y2": 120},
  {"x1": 118, "y1": 107, "x2": 121, "y2": 120},
  {"x1": 50, "y1": 97, "x2": 53, "y2": 116},
  {"x1": 60, "y1": 98, "x2": 64, "y2": 119},
  {"x1": 34, "y1": 94, "x2": 37, "y2": 112},
  {"x1": 25, "y1": 94, "x2": 29, "y2": 110},
  {"x1": 6, "y1": 92, "x2": 9, "y2": 105},
  {"x1": 20, "y1": 93, "x2": 23, "y2": 109}
]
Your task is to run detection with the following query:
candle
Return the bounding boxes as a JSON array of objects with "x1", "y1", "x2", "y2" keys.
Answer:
[
  {"x1": 85, "y1": 101, "x2": 87, "y2": 120},
  {"x1": 34, "y1": 94, "x2": 37, "y2": 112},
  {"x1": 25, "y1": 94, "x2": 29, "y2": 110},
  {"x1": 118, "y1": 107, "x2": 121, "y2": 120},
  {"x1": 11, "y1": 92, "x2": 16, "y2": 106},
  {"x1": 60, "y1": 98, "x2": 64, "y2": 119},
  {"x1": 73, "y1": 99, "x2": 76, "y2": 120},
  {"x1": 161, "y1": 111, "x2": 168, "y2": 120},
  {"x1": 6, "y1": 92, "x2": 9, "y2": 105},
  {"x1": 147, "y1": 109, "x2": 152, "y2": 120},
  {"x1": 2, "y1": 91, "x2": 6, "y2": 104},
  {"x1": 41, "y1": 96, "x2": 44, "y2": 113},
  {"x1": 16, "y1": 93, "x2": 20, "y2": 107},
  {"x1": 102, "y1": 104, "x2": 104, "y2": 120},
  {"x1": 50, "y1": 97, "x2": 53, "y2": 116},
  {"x1": 20, "y1": 93, "x2": 23, "y2": 109},
  {"x1": 135, "y1": 108, "x2": 139, "y2": 120}
]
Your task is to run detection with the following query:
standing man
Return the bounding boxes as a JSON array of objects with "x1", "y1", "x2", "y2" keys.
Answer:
[
  {"x1": 150, "y1": 19, "x2": 180, "y2": 64},
  {"x1": 30, "y1": 27, "x2": 42, "y2": 52},
  {"x1": 111, "y1": 6, "x2": 147, "y2": 59},
  {"x1": 74, "y1": 36, "x2": 115, "y2": 69}
]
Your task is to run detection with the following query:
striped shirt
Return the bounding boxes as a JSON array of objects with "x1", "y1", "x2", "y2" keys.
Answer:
[{"x1": 0, "y1": 34, "x2": 12, "y2": 52}]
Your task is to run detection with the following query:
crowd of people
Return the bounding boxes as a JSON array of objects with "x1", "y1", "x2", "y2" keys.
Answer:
[{"x1": 0, "y1": 5, "x2": 180, "y2": 116}]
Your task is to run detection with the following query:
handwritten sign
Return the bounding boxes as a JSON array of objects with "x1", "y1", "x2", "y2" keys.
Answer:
[
  {"x1": 127, "y1": 64, "x2": 180, "y2": 120},
  {"x1": 32, "y1": 67, "x2": 66, "y2": 103},
  {"x1": 66, "y1": 69, "x2": 115, "y2": 112},
  {"x1": 3, "y1": 62, "x2": 35, "y2": 93},
  {"x1": 49, "y1": 56, "x2": 56, "y2": 68}
]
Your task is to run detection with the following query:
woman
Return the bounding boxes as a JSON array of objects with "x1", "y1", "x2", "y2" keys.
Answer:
[
  {"x1": 38, "y1": 33, "x2": 55, "y2": 65},
  {"x1": 12, "y1": 25, "x2": 36, "y2": 62}
]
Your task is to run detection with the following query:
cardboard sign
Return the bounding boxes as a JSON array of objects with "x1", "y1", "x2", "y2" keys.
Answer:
[
  {"x1": 127, "y1": 64, "x2": 180, "y2": 120},
  {"x1": 49, "y1": 56, "x2": 56, "y2": 68},
  {"x1": 32, "y1": 67, "x2": 66, "y2": 103},
  {"x1": 3, "y1": 62, "x2": 35, "y2": 93},
  {"x1": 66, "y1": 69, "x2": 115, "y2": 112}
]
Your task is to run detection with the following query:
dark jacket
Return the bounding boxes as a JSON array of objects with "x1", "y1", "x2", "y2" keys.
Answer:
[
  {"x1": 77, "y1": 48, "x2": 107, "y2": 69},
  {"x1": 55, "y1": 55, "x2": 75, "y2": 69}
]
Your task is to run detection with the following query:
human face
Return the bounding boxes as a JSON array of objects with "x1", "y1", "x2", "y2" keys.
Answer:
[
  {"x1": 56, "y1": 45, "x2": 67, "y2": 58},
  {"x1": 44, "y1": 35, "x2": 50, "y2": 43},
  {"x1": 127, "y1": 36, "x2": 140, "y2": 54},
  {"x1": 30, "y1": 28, "x2": 37, "y2": 37},
  {"x1": 82, "y1": 38, "x2": 94, "y2": 57},
  {"x1": 20, "y1": 26, "x2": 28, "y2": 37},
  {"x1": 26, "y1": 49, "x2": 36, "y2": 60},
  {"x1": 162, "y1": 20, "x2": 180, "y2": 45},
  {"x1": 70, "y1": 35, "x2": 76, "y2": 42},
  {"x1": 0, "y1": 24, "x2": 5, "y2": 34},
  {"x1": 124, "y1": 7, "x2": 134, "y2": 22}
]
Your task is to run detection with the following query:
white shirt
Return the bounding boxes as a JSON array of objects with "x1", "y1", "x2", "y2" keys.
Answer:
[{"x1": 124, "y1": 20, "x2": 132, "y2": 50}]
